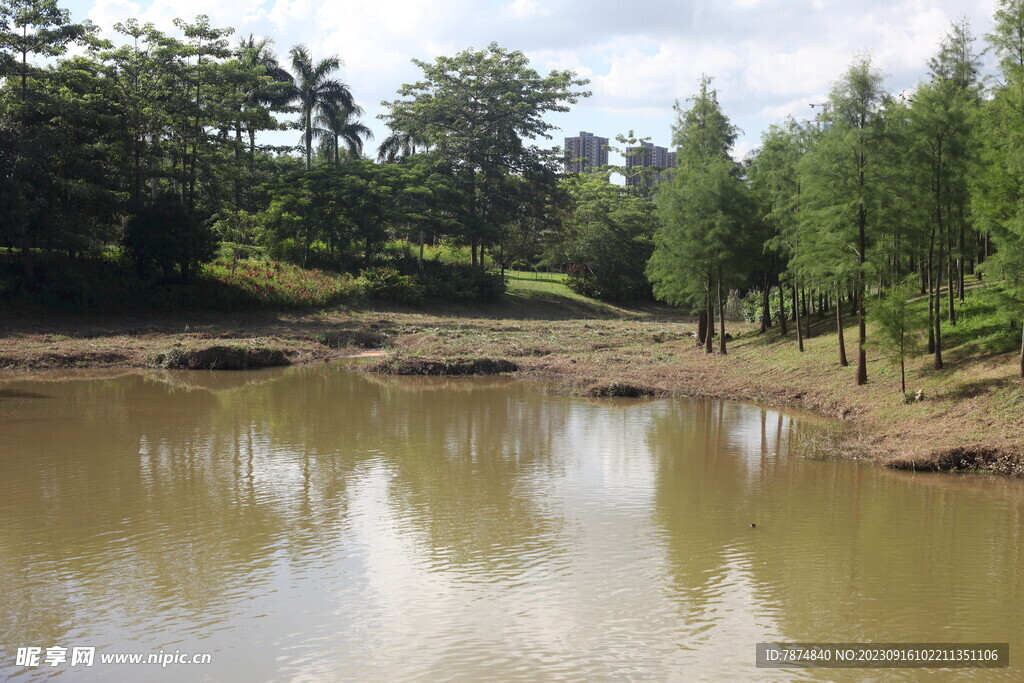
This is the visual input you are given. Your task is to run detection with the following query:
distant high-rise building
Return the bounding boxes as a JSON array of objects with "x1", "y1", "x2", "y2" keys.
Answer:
[
  {"x1": 563, "y1": 131, "x2": 608, "y2": 173},
  {"x1": 625, "y1": 141, "x2": 676, "y2": 188}
]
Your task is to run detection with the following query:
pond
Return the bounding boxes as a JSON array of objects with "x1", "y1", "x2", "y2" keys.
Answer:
[{"x1": 1, "y1": 365, "x2": 1021, "y2": 680}]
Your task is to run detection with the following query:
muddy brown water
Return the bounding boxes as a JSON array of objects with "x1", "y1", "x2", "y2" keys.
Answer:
[{"x1": 1, "y1": 365, "x2": 1022, "y2": 681}]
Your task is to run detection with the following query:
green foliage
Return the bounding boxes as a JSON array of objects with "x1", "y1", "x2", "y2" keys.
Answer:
[
  {"x1": 121, "y1": 200, "x2": 216, "y2": 279},
  {"x1": 553, "y1": 172, "x2": 655, "y2": 302},
  {"x1": 0, "y1": 251, "x2": 357, "y2": 311},
  {"x1": 355, "y1": 267, "x2": 425, "y2": 306},
  {"x1": 288, "y1": 43, "x2": 357, "y2": 170},
  {"x1": 740, "y1": 287, "x2": 789, "y2": 324},
  {"x1": 413, "y1": 260, "x2": 505, "y2": 303},
  {"x1": 870, "y1": 279, "x2": 925, "y2": 393},
  {"x1": 208, "y1": 259, "x2": 358, "y2": 308},
  {"x1": 381, "y1": 42, "x2": 589, "y2": 261},
  {"x1": 945, "y1": 284, "x2": 1021, "y2": 354},
  {"x1": 647, "y1": 77, "x2": 757, "y2": 320}
]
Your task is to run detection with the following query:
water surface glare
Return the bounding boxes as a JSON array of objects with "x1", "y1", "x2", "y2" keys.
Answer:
[{"x1": 1, "y1": 365, "x2": 1022, "y2": 681}]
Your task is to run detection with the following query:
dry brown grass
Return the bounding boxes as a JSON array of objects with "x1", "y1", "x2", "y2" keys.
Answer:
[{"x1": 1, "y1": 298, "x2": 1021, "y2": 475}]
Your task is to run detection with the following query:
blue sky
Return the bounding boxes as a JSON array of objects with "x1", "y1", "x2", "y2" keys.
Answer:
[{"x1": 63, "y1": 0, "x2": 1001, "y2": 165}]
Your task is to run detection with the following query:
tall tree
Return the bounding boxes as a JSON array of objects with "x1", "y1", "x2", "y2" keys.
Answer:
[
  {"x1": 977, "y1": 0, "x2": 1024, "y2": 376},
  {"x1": 288, "y1": 43, "x2": 353, "y2": 170},
  {"x1": 381, "y1": 42, "x2": 589, "y2": 267},
  {"x1": 909, "y1": 22, "x2": 980, "y2": 370},
  {"x1": 315, "y1": 100, "x2": 372, "y2": 163},
  {"x1": 0, "y1": 0, "x2": 88, "y2": 276},
  {"x1": 648, "y1": 77, "x2": 750, "y2": 354},
  {"x1": 799, "y1": 56, "x2": 888, "y2": 384}
]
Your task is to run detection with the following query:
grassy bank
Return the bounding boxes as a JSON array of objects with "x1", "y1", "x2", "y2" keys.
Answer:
[{"x1": 0, "y1": 267, "x2": 1021, "y2": 476}]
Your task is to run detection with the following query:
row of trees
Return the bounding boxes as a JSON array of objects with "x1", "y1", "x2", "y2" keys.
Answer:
[
  {"x1": 647, "y1": 4, "x2": 1024, "y2": 383},
  {"x1": 0, "y1": 0, "x2": 598, "y2": 284}
]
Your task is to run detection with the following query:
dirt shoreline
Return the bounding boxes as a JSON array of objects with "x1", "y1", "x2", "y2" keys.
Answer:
[{"x1": 1, "y1": 307, "x2": 1021, "y2": 477}]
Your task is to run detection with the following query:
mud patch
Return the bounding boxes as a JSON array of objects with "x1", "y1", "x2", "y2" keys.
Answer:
[
  {"x1": 886, "y1": 447, "x2": 1024, "y2": 477},
  {"x1": 586, "y1": 381, "x2": 660, "y2": 398},
  {"x1": 150, "y1": 345, "x2": 291, "y2": 370},
  {"x1": 370, "y1": 356, "x2": 518, "y2": 376},
  {"x1": 313, "y1": 329, "x2": 391, "y2": 349}
]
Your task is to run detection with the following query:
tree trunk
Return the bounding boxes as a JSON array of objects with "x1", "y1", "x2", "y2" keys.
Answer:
[
  {"x1": 705, "y1": 274, "x2": 714, "y2": 354},
  {"x1": 234, "y1": 121, "x2": 243, "y2": 206},
  {"x1": 759, "y1": 271, "x2": 770, "y2": 334},
  {"x1": 837, "y1": 290, "x2": 848, "y2": 367},
  {"x1": 934, "y1": 242, "x2": 944, "y2": 370},
  {"x1": 958, "y1": 221, "x2": 966, "y2": 302},
  {"x1": 795, "y1": 283, "x2": 804, "y2": 353},
  {"x1": 718, "y1": 265, "x2": 727, "y2": 355},
  {"x1": 697, "y1": 310, "x2": 707, "y2": 347},
  {"x1": 900, "y1": 355, "x2": 906, "y2": 396},
  {"x1": 305, "y1": 110, "x2": 313, "y2": 171},
  {"x1": 927, "y1": 228, "x2": 935, "y2": 354},
  {"x1": 856, "y1": 206, "x2": 868, "y2": 386},
  {"x1": 947, "y1": 229, "x2": 956, "y2": 325},
  {"x1": 777, "y1": 284, "x2": 787, "y2": 335},
  {"x1": 856, "y1": 285, "x2": 867, "y2": 385}
]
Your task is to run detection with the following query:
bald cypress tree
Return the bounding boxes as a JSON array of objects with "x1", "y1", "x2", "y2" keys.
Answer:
[
  {"x1": 647, "y1": 76, "x2": 749, "y2": 354},
  {"x1": 798, "y1": 56, "x2": 888, "y2": 385}
]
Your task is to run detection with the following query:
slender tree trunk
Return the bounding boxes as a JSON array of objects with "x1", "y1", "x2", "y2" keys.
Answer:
[
  {"x1": 705, "y1": 273, "x2": 714, "y2": 354},
  {"x1": 900, "y1": 355, "x2": 906, "y2": 396},
  {"x1": 791, "y1": 284, "x2": 798, "y2": 322},
  {"x1": 249, "y1": 128, "x2": 257, "y2": 171},
  {"x1": 836, "y1": 290, "x2": 848, "y2": 367},
  {"x1": 927, "y1": 229, "x2": 936, "y2": 354},
  {"x1": 856, "y1": 206, "x2": 868, "y2": 386},
  {"x1": 469, "y1": 169, "x2": 479, "y2": 268},
  {"x1": 947, "y1": 229, "x2": 956, "y2": 325},
  {"x1": 1019, "y1": 320, "x2": 1024, "y2": 378},
  {"x1": 958, "y1": 221, "x2": 966, "y2": 302},
  {"x1": 718, "y1": 265, "x2": 727, "y2": 355},
  {"x1": 305, "y1": 109, "x2": 313, "y2": 171},
  {"x1": 777, "y1": 284, "x2": 787, "y2": 335},
  {"x1": 934, "y1": 242, "x2": 944, "y2": 370},
  {"x1": 697, "y1": 310, "x2": 707, "y2": 347},
  {"x1": 795, "y1": 283, "x2": 804, "y2": 353}
]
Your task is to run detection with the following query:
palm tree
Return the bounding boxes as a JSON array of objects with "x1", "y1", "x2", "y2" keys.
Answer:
[
  {"x1": 314, "y1": 101, "x2": 373, "y2": 163},
  {"x1": 235, "y1": 35, "x2": 294, "y2": 168},
  {"x1": 377, "y1": 128, "x2": 430, "y2": 163},
  {"x1": 288, "y1": 44, "x2": 354, "y2": 170}
]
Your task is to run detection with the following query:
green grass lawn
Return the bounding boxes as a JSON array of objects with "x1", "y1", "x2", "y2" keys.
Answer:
[{"x1": 500, "y1": 269, "x2": 631, "y2": 318}]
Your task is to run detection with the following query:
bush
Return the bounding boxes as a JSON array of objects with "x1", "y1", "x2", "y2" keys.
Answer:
[
  {"x1": 121, "y1": 200, "x2": 215, "y2": 279},
  {"x1": 740, "y1": 287, "x2": 789, "y2": 324},
  {"x1": 415, "y1": 259, "x2": 505, "y2": 303},
  {"x1": 565, "y1": 263, "x2": 648, "y2": 302},
  {"x1": 356, "y1": 267, "x2": 425, "y2": 305}
]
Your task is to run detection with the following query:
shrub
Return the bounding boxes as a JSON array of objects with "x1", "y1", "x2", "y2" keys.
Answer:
[
  {"x1": 121, "y1": 200, "x2": 215, "y2": 279},
  {"x1": 356, "y1": 267, "x2": 425, "y2": 305},
  {"x1": 740, "y1": 287, "x2": 789, "y2": 324},
  {"x1": 415, "y1": 260, "x2": 505, "y2": 303}
]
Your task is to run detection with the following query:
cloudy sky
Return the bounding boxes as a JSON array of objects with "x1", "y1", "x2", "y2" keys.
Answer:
[{"x1": 64, "y1": 0, "x2": 999, "y2": 163}]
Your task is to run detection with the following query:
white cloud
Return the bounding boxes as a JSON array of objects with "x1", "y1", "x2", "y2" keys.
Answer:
[{"x1": 78, "y1": 0, "x2": 1004, "y2": 154}]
